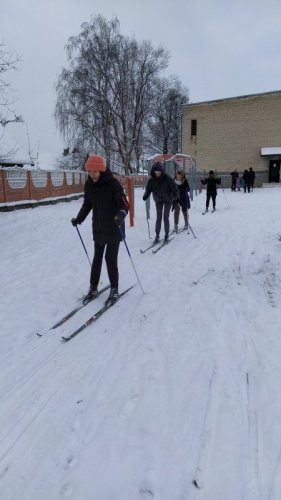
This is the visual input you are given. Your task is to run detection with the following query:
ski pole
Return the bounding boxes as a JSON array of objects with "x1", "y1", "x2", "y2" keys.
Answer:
[
  {"x1": 147, "y1": 216, "x2": 151, "y2": 239},
  {"x1": 144, "y1": 197, "x2": 151, "y2": 239},
  {"x1": 75, "y1": 227, "x2": 92, "y2": 267},
  {"x1": 220, "y1": 180, "x2": 231, "y2": 208},
  {"x1": 188, "y1": 223, "x2": 197, "y2": 239},
  {"x1": 119, "y1": 228, "x2": 145, "y2": 294}
]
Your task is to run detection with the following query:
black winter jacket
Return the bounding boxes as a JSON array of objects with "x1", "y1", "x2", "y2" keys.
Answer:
[
  {"x1": 143, "y1": 166, "x2": 179, "y2": 203},
  {"x1": 175, "y1": 179, "x2": 190, "y2": 209},
  {"x1": 201, "y1": 176, "x2": 221, "y2": 195},
  {"x1": 76, "y1": 169, "x2": 128, "y2": 244}
]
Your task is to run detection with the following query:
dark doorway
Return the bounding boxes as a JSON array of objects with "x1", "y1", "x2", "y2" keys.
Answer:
[{"x1": 268, "y1": 160, "x2": 280, "y2": 182}]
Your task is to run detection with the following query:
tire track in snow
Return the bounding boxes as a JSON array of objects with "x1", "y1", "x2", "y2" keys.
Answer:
[
  {"x1": 0, "y1": 388, "x2": 60, "y2": 464},
  {"x1": 184, "y1": 275, "x2": 260, "y2": 498},
  {"x1": 192, "y1": 361, "x2": 218, "y2": 490},
  {"x1": 267, "y1": 446, "x2": 281, "y2": 500},
  {"x1": 213, "y1": 280, "x2": 262, "y2": 500},
  {"x1": 245, "y1": 372, "x2": 261, "y2": 500},
  {"x1": 0, "y1": 342, "x2": 62, "y2": 405}
]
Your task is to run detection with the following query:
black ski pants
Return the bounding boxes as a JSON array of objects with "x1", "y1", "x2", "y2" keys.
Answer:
[
  {"x1": 90, "y1": 241, "x2": 120, "y2": 289},
  {"x1": 206, "y1": 192, "x2": 217, "y2": 209},
  {"x1": 155, "y1": 201, "x2": 172, "y2": 236}
]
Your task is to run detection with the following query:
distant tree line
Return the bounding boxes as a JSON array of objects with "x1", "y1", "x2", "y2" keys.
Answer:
[{"x1": 55, "y1": 15, "x2": 188, "y2": 174}]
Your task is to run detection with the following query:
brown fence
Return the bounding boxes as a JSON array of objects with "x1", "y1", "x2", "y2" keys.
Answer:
[
  {"x1": 0, "y1": 169, "x2": 87, "y2": 204},
  {"x1": 0, "y1": 169, "x2": 147, "y2": 225},
  {"x1": 114, "y1": 174, "x2": 146, "y2": 190}
]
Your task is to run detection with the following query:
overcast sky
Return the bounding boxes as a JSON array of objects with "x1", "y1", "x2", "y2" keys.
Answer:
[{"x1": 2, "y1": 0, "x2": 281, "y2": 156}]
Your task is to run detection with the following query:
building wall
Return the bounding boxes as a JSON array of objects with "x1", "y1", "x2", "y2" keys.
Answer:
[{"x1": 182, "y1": 91, "x2": 281, "y2": 179}]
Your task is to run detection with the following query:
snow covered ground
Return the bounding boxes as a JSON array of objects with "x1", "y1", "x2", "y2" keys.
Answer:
[{"x1": 1, "y1": 185, "x2": 281, "y2": 500}]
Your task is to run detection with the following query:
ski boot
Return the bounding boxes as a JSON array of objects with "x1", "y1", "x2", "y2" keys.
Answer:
[
  {"x1": 153, "y1": 234, "x2": 160, "y2": 244},
  {"x1": 105, "y1": 287, "x2": 119, "y2": 306},
  {"x1": 83, "y1": 285, "x2": 98, "y2": 304}
]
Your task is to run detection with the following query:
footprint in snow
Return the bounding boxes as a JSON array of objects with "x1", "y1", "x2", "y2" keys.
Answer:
[
  {"x1": 139, "y1": 480, "x2": 154, "y2": 498},
  {"x1": 119, "y1": 394, "x2": 140, "y2": 420},
  {"x1": 61, "y1": 482, "x2": 74, "y2": 497},
  {"x1": 64, "y1": 454, "x2": 77, "y2": 470}
]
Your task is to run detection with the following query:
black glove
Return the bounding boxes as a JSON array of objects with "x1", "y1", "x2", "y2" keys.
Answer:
[
  {"x1": 71, "y1": 217, "x2": 79, "y2": 227},
  {"x1": 114, "y1": 210, "x2": 126, "y2": 228},
  {"x1": 172, "y1": 200, "x2": 179, "y2": 211},
  {"x1": 143, "y1": 193, "x2": 148, "y2": 201}
]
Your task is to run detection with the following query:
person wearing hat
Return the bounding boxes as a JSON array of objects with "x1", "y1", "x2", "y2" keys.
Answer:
[
  {"x1": 172, "y1": 170, "x2": 190, "y2": 232},
  {"x1": 143, "y1": 162, "x2": 179, "y2": 243},
  {"x1": 71, "y1": 154, "x2": 129, "y2": 305},
  {"x1": 201, "y1": 170, "x2": 221, "y2": 213}
]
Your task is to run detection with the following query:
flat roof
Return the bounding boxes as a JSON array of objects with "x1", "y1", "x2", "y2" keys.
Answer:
[{"x1": 183, "y1": 89, "x2": 281, "y2": 107}]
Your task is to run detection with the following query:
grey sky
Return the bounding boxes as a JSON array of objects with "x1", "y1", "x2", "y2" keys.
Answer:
[{"x1": 2, "y1": 0, "x2": 281, "y2": 156}]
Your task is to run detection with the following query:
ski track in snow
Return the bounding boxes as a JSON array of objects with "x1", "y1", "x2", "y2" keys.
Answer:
[{"x1": 1, "y1": 189, "x2": 281, "y2": 499}]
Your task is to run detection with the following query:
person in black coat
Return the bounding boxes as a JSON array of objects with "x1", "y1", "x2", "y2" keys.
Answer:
[
  {"x1": 248, "y1": 167, "x2": 255, "y2": 191},
  {"x1": 143, "y1": 162, "x2": 179, "y2": 243},
  {"x1": 242, "y1": 169, "x2": 250, "y2": 193},
  {"x1": 230, "y1": 170, "x2": 239, "y2": 191},
  {"x1": 201, "y1": 170, "x2": 221, "y2": 212},
  {"x1": 172, "y1": 170, "x2": 190, "y2": 232},
  {"x1": 71, "y1": 154, "x2": 129, "y2": 304}
]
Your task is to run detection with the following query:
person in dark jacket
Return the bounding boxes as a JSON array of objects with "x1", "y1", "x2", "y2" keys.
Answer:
[
  {"x1": 143, "y1": 162, "x2": 179, "y2": 243},
  {"x1": 230, "y1": 170, "x2": 239, "y2": 191},
  {"x1": 201, "y1": 170, "x2": 221, "y2": 212},
  {"x1": 71, "y1": 154, "x2": 129, "y2": 305},
  {"x1": 248, "y1": 167, "x2": 255, "y2": 191},
  {"x1": 172, "y1": 170, "x2": 190, "y2": 232},
  {"x1": 242, "y1": 169, "x2": 250, "y2": 193}
]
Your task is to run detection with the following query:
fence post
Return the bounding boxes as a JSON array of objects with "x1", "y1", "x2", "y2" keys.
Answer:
[
  {"x1": 28, "y1": 171, "x2": 32, "y2": 200},
  {"x1": 126, "y1": 176, "x2": 134, "y2": 227},
  {"x1": 3, "y1": 170, "x2": 8, "y2": 203}
]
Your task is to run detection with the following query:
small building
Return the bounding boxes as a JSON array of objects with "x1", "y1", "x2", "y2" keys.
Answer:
[
  {"x1": 0, "y1": 128, "x2": 34, "y2": 168},
  {"x1": 0, "y1": 157, "x2": 34, "y2": 168},
  {"x1": 147, "y1": 153, "x2": 196, "y2": 176},
  {"x1": 181, "y1": 90, "x2": 281, "y2": 185}
]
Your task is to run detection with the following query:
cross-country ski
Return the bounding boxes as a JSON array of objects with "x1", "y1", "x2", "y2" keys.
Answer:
[
  {"x1": 36, "y1": 284, "x2": 110, "y2": 337},
  {"x1": 61, "y1": 286, "x2": 134, "y2": 341},
  {"x1": 140, "y1": 240, "x2": 162, "y2": 253},
  {"x1": 152, "y1": 236, "x2": 175, "y2": 253}
]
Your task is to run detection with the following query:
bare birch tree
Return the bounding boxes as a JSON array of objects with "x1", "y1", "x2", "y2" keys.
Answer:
[
  {"x1": 55, "y1": 15, "x2": 168, "y2": 174},
  {"x1": 0, "y1": 41, "x2": 22, "y2": 127},
  {"x1": 146, "y1": 77, "x2": 189, "y2": 155}
]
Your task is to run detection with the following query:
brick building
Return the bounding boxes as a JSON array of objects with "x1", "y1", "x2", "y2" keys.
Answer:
[{"x1": 181, "y1": 90, "x2": 281, "y2": 186}]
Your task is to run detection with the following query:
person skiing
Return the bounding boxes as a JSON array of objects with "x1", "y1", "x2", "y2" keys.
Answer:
[
  {"x1": 201, "y1": 170, "x2": 221, "y2": 212},
  {"x1": 143, "y1": 162, "x2": 179, "y2": 243},
  {"x1": 172, "y1": 170, "x2": 190, "y2": 232},
  {"x1": 71, "y1": 154, "x2": 129, "y2": 305}
]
